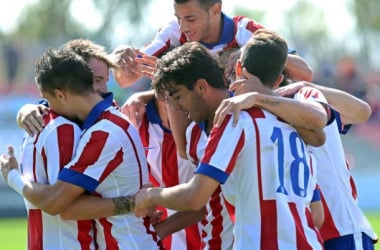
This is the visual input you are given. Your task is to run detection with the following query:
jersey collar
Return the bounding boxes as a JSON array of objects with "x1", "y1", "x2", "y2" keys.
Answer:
[
  {"x1": 201, "y1": 12, "x2": 234, "y2": 49},
  {"x1": 81, "y1": 92, "x2": 114, "y2": 130}
]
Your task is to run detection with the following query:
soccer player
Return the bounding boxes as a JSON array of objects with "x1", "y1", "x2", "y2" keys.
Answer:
[
  {"x1": 133, "y1": 37, "x2": 324, "y2": 248},
  {"x1": 19, "y1": 111, "x2": 89, "y2": 249},
  {"x1": 112, "y1": 53, "x2": 203, "y2": 249},
  {"x1": 115, "y1": 0, "x2": 312, "y2": 86},
  {"x1": 212, "y1": 44, "x2": 378, "y2": 249},
  {"x1": 0, "y1": 48, "x2": 160, "y2": 249},
  {"x1": 277, "y1": 82, "x2": 378, "y2": 249},
  {"x1": 116, "y1": 0, "x2": 313, "y2": 159},
  {"x1": 17, "y1": 39, "x2": 116, "y2": 136}
]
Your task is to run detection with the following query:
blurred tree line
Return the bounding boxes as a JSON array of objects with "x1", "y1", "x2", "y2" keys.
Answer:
[
  {"x1": 0, "y1": 0, "x2": 379, "y2": 91},
  {"x1": 0, "y1": 0, "x2": 152, "y2": 49},
  {"x1": 0, "y1": 0, "x2": 378, "y2": 56},
  {"x1": 234, "y1": 0, "x2": 380, "y2": 70}
]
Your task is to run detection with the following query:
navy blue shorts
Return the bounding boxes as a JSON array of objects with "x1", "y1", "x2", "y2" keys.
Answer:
[{"x1": 324, "y1": 232, "x2": 375, "y2": 250}]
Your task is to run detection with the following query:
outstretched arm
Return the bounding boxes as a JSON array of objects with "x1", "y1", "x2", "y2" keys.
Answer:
[
  {"x1": 154, "y1": 209, "x2": 206, "y2": 239},
  {"x1": 1, "y1": 146, "x2": 84, "y2": 215},
  {"x1": 135, "y1": 174, "x2": 219, "y2": 217},
  {"x1": 276, "y1": 81, "x2": 372, "y2": 125},
  {"x1": 214, "y1": 70, "x2": 327, "y2": 146},
  {"x1": 1, "y1": 146, "x2": 139, "y2": 219},
  {"x1": 60, "y1": 195, "x2": 136, "y2": 220}
]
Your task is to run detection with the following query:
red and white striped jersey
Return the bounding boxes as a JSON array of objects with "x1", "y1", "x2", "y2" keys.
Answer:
[
  {"x1": 186, "y1": 121, "x2": 235, "y2": 250},
  {"x1": 58, "y1": 95, "x2": 159, "y2": 250},
  {"x1": 294, "y1": 87, "x2": 378, "y2": 243},
  {"x1": 196, "y1": 108, "x2": 323, "y2": 250},
  {"x1": 20, "y1": 110, "x2": 95, "y2": 250},
  {"x1": 139, "y1": 99, "x2": 201, "y2": 250},
  {"x1": 141, "y1": 13, "x2": 264, "y2": 57}
]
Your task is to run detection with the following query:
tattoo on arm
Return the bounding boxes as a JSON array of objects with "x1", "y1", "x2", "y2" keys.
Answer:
[
  {"x1": 112, "y1": 196, "x2": 135, "y2": 215},
  {"x1": 259, "y1": 97, "x2": 280, "y2": 107}
]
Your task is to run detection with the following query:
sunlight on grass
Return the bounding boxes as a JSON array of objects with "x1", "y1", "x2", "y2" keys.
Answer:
[{"x1": 0, "y1": 212, "x2": 379, "y2": 249}]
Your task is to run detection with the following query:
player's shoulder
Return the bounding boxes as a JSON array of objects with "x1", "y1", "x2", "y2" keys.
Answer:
[{"x1": 43, "y1": 110, "x2": 79, "y2": 129}]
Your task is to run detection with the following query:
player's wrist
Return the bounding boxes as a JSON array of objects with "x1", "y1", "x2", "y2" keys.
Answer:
[
  {"x1": 7, "y1": 169, "x2": 26, "y2": 195},
  {"x1": 112, "y1": 195, "x2": 135, "y2": 215}
]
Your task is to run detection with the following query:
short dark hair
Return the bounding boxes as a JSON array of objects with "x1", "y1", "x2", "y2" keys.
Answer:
[
  {"x1": 34, "y1": 48, "x2": 94, "y2": 96},
  {"x1": 174, "y1": 0, "x2": 221, "y2": 11},
  {"x1": 241, "y1": 29, "x2": 288, "y2": 88},
  {"x1": 153, "y1": 41, "x2": 225, "y2": 98}
]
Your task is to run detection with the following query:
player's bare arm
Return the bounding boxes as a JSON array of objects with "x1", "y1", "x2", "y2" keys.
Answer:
[
  {"x1": 1, "y1": 146, "x2": 85, "y2": 216},
  {"x1": 154, "y1": 208, "x2": 206, "y2": 239},
  {"x1": 135, "y1": 174, "x2": 219, "y2": 217},
  {"x1": 276, "y1": 81, "x2": 372, "y2": 125}
]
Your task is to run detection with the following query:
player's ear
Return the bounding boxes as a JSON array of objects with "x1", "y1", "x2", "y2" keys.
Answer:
[
  {"x1": 235, "y1": 60, "x2": 242, "y2": 79},
  {"x1": 209, "y1": 2, "x2": 221, "y2": 15},
  {"x1": 54, "y1": 88, "x2": 67, "y2": 102},
  {"x1": 195, "y1": 79, "x2": 207, "y2": 93},
  {"x1": 273, "y1": 74, "x2": 284, "y2": 89}
]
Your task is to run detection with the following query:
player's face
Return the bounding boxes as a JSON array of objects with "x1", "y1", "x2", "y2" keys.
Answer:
[
  {"x1": 166, "y1": 83, "x2": 208, "y2": 123},
  {"x1": 39, "y1": 89, "x2": 77, "y2": 121},
  {"x1": 174, "y1": 0, "x2": 215, "y2": 43},
  {"x1": 88, "y1": 57, "x2": 110, "y2": 95}
]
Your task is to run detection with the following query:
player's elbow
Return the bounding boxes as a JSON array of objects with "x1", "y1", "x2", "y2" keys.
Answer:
[
  {"x1": 309, "y1": 112, "x2": 327, "y2": 131},
  {"x1": 307, "y1": 132, "x2": 326, "y2": 147},
  {"x1": 312, "y1": 210, "x2": 325, "y2": 229},
  {"x1": 357, "y1": 102, "x2": 372, "y2": 123},
  {"x1": 59, "y1": 209, "x2": 78, "y2": 220},
  {"x1": 42, "y1": 205, "x2": 64, "y2": 216},
  {"x1": 318, "y1": 113, "x2": 328, "y2": 130},
  {"x1": 310, "y1": 201, "x2": 325, "y2": 229},
  {"x1": 39, "y1": 198, "x2": 68, "y2": 216}
]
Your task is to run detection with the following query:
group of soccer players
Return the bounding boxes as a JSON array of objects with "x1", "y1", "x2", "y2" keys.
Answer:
[{"x1": 0, "y1": 0, "x2": 378, "y2": 249}]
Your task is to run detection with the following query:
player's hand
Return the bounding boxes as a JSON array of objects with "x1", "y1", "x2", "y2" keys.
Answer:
[
  {"x1": 229, "y1": 68, "x2": 265, "y2": 95},
  {"x1": 112, "y1": 46, "x2": 142, "y2": 76},
  {"x1": 121, "y1": 93, "x2": 147, "y2": 128},
  {"x1": 214, "y1": 92, "x2": 260, "y2": 128},
  {"x1": 150, "y1": 210, "x2": 163, "y2": 225},
  {"x1": 17, "y1": 104, "x2": 47, "y2": 137},
  {"x1": 0, "y1": 146, "x2": 19, "y2": 183},
  {"x1": 134, "y1": 187, "x2": 155, "y2": 218},
  {"x1": 140, "y1": 183, "x2": 161, "y2": 223},
  {"x1": 275, "y1": 81, "x2": 308, "y2": 97},
  {"x1": 135, "y1": 53, "x2": 158, "y2": 79}
]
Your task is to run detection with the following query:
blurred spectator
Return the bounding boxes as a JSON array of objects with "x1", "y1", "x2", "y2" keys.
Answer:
[
  {"x1": 365, "y1": 70, "x2": 380, "y2": 123},
  {"x1": 313, "y1": 59, "x2": 336, "y2": 88},
  {"x1": 334, "y1": 56, "x2": 367, "y2": 99},
  {"x1": 2, "y1": 40, "x2": 20, "y2": 90}
]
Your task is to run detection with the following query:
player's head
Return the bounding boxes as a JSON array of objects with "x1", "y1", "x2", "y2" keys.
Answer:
[
  {"x1": 34, "y1": 48, "x2": 94, "y2": 118},
  {"x1": 174, "y1": 0, "x2": 222, "y2": 43},
  {"x1": 61, "y1": 39, "x2": 115, "y2": 94},
  {"x1": 237, "y1": 29, "x2": 288, "y2": 88},
  {"x1": 153, "y1": 41, "x2": 225, "y2": 122}
]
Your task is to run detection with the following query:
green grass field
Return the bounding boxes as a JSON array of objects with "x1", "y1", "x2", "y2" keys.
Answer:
[{"x1": 1, "y1": 213, "x2": 379, "y2": 250}]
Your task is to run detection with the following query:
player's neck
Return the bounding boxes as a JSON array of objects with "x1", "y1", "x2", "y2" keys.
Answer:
[
  {"x1": 208, "y1": 89, "x2": 230, "y2": 129},
  {"x1": 73, "y1": 93, "x2": 104, "y2": 123},
  {"x1": 156, "y1": 98, "x2": 171, "y2": 130},
  {"x1": 202, "y1": 15, "x2": 223, "y2": 44}
]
